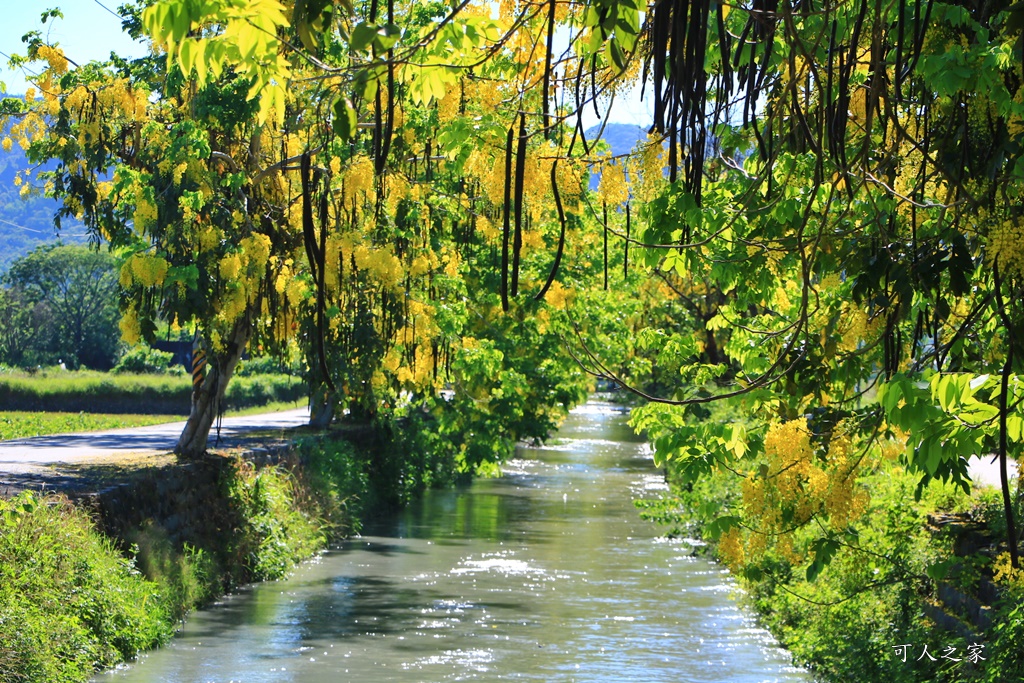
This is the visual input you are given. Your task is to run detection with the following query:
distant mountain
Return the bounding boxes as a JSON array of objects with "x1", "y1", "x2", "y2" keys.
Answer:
[
  {"x1": 586, "y1": 122, "x2": 648, "y2": 157},
  {"x1": 584, "y1": 123, "x2": 648, "y2": 190},
  {"x1": 0, "y1": 137, "x2": 87, "y2": 271}
]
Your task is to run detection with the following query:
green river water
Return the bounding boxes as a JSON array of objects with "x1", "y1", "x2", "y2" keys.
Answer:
[{"x1": 97, "y1": 399, "x2": 812, "y2": 682}]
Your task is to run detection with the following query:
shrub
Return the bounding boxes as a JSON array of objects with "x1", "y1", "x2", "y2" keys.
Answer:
[
  {"x1": 113, "y1": 347, "x2": 178, "y2": 375},
  {"x1": 296, "y1": 437, "x2": 369, "y2": 536},
  {"x1": 234, "y1": 355, "x2": 301, "y2": 377},
  {"x1": 127, "y1": 522, "x2": 218, "y2": 622}
]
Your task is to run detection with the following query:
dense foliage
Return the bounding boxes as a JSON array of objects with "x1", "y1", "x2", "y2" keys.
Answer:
[{"x1": 0, "y1": 243, "x2": 120, "y2": 369}]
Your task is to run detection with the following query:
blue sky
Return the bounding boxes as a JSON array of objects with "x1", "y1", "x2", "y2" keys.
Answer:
[{"x1": 1, "y1": 0, "x2": 148, "y2": 95}]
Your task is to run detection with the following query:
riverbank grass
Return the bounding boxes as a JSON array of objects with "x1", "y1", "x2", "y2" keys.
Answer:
[
  {"x1": 0, "y1": 492, "x2": 171, "y2": 681},
  {"x1": 0, "y1": 415, "x2": 445, "y2": 683}
]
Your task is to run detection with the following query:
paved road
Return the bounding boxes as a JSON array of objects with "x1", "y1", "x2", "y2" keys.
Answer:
[
  {"x1": 0, "y1": 408, "x2": 311, "y2": 467},
  {"x1": 0, "y1": 407, "x2": 1014, "y2": 491}
]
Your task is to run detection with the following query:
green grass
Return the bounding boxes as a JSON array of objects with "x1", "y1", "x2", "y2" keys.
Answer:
[
  {"x1": 228, "y1": 399, "x2": 305, "y2": 417},
  {"x1": 0, "y1": 369, "x2": 305, "y2": 415},
  {"x1": 0, "y1": 412, "x2": 181, "y2": 440}
]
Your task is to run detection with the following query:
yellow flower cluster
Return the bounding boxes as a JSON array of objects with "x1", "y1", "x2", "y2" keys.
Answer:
[
  {"x1": 381, "y1": 348, "x2": 402, "y2": 374},
  {"x1": 36, "y1": 45, "x2": 68, "y2": 75},
  {"x1": 598, "y1": 157, "x2": 629, "y2": 206},
  {"x1": 986, "y1": 218, "x2": 1024, "y2": 275},
  {"x1": 465, "y1": 78, "x2": 505, "y2": 112},
  {"x1": 543, "y1": 281, "x2": 572, "y2": 309},
  {"x1": 410, "y1": 254, "x2": 431, "y2": 278},
  {"x1": 523, "y1": 154, "x2": 552, "y2": 217},
  {"x1": 341, "y1": 155, "x2": 375, "y2": 207},
  {"x1": 442, "y1": 247, "x2": 460, "y2": 278},
  {"x1": 820, "y1": 427, "x2": 870, "y2": 530},
  {"x1": 738, "y1": 419, "x2": 872, "y2": 569},
  {"x1": 627, "y1": 137, "x2": 664, "y2": 203},
  {"x1": 193, "y1": 224, "x2": 220, "y2": 252},
  {"x1": 240, "y1": 234, "x2": 271, "y2": 272},
  {"x1": 132, "y1": 196, "x2": 158, "y2": 232},
  {"x1": 354, "y1": 243, "x2": 404, "y2": 290},
  {"x1": 718, "y1": 527, "x2": 745, "y2": 568},
  {"x1": 119, "y1": 305, "x2": 142, "y2": 345},
  {"x1": 385, "y1": 172, "x2": 410, "y2": 217},
  {"x1": 217, "y1": 283, "x2": 248, "y2": 322},
  {"x1": 477, "y1": 214, "x2": 499, "y2": 241},
  {"x1": 993, "y1": 551, "x2": 1024, "y2": 589},
  {"x1": 3, "y1": 109, "x2": 47, "y2": 155},
  {"x1": 475, "y1": 152, "x2": 506, "y2": 206},
  {"x1": 437, "y1": 86, "x2": 461, "y2": 124},
  {"x1": 836, "y1": 303, "x2": 884, "y2": 353},
  {"x1": 121, "y1": 255, "x2": 170, "y2": 288},
  {"x1": 818, "y1": 272, "x2": 842, "y2": 291},
  {"x1": 219, "y1": 253, "x2": 242, "y2": 280},
  {"x1": 555, "y1": 158, "x2": 586, "y2": 207}
]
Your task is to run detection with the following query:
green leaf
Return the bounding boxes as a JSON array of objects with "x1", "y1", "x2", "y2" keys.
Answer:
[
  {"x1": 293, "y1": 0, "x2": 333, "y2": 51},
  {"x1": 806, "y1": 538, "x2": 840, "y2": 582},
  {"x1": 350, "y1": 22, "x2": 379, "y2": 53},
  {"x1": 166, "y1": 264, "x2": 199, "y2": 290},
  {"x1": 705, "y1": 515, "x2": 741, "y2": 540},
  {"x1": 373, "y1": 23, "x2": 402, "y2": 52},
  {"x1": 607, "y1": 39, "x2": 626, "y2": 72},
  {"x1": 1008, "y1": 416, "x2": 1024, "y2": 442},
  {"x1": 332, "y1": 97, "x2": 357, "y2": 140},
  {"x1": 926, "y1": 559, "x2": 956, "y2": 581}
]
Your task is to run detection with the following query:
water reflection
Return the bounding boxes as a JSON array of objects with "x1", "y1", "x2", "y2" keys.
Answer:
[{"x1": 99, "y1": 400, "x2": 811, "y2": 683}]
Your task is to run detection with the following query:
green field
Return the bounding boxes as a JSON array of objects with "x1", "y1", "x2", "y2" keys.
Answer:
[
  {"x1": 0, "y1": 370, "x2": 305, "y2": 415},
  {"x1": 0, "y1": 411, "x2": 181, "y2": 441}
]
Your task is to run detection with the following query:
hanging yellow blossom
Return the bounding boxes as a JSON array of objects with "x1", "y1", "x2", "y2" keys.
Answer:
[
  {"x1": 342, "y1": 155, "x2": 374, "y2": 206},
  {"x1": 129, "y1": 255, "x2": 170, "y2": 287},
  {"x1": 598, "y1": 158, "x2": 629, "y2": 206},
  {"x1": 544, "y1": 281, "x2": 572, "y2": 308},
  {"x1": 220, "y1": 253, "x2": 242, "y2": 280},
  {"x1": 36, "y1": 45, "x2": 69, "y2": 75},
  {"x1": 718, "y1": 527, "x2": 745, "y2": 568},
  {"x1": 119, "y1": 306, "x2": 142, "y2": 345}
]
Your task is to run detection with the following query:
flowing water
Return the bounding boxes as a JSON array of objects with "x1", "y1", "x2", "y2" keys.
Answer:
[{"x1": 99, "y1": 400, "x2": 811, "y2": 682}]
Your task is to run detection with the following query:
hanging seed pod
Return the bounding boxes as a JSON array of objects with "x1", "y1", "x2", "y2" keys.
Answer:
[{"x1": 511, "y1": 113, "x2": 527, "y2": 298}]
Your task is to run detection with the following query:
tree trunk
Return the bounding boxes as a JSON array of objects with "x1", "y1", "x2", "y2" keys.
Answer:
[
  {"x1": 175, "y1": 317, "x2": 251, "y2": 459},
  {"x1": 309, "y1": 384, "x2": 336, "y2": 428}
]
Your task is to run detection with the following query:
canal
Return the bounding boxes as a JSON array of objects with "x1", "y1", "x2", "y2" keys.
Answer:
[{"x1": 99, "y1": 399, "x2": 811, "y2": 682}]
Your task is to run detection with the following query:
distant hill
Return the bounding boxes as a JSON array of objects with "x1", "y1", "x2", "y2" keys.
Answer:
[
  {"x1": 586, "y1": 122, "x2": 648, "y2": 157},
  {"x1": 584, "y1": 122, "x2": 648, "y2": 190},
  {"x1": 0, "y1": 137, "x2": 87, "y2": 271}
]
